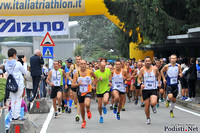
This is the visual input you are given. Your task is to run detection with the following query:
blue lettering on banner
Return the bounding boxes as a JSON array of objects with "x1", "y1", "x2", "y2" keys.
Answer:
[{"x1": 0, "y1": 19, "x2": 64, "y2": 32}]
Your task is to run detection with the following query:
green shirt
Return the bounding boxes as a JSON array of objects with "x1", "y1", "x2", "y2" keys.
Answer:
[{"x1": 95, "y1": 68, "x2": 111, "y2": 94}]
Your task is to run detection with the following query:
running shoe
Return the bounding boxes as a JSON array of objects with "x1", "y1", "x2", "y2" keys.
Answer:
[
  {"x1": 147, "y1": 118, "x2": 151, "y2": 124},
  {"x1": 99, "y1": 116, "x2": 103, "y2": 123},
  {"x1": 156, "y1": 103, "x2": 159, "y2": 108},
  {"x1": 103, "y1": 106, "x2": 107, "y2": 114},
  {"x1": 135, "y1": 99, "x2": 138, "y2": 105},
  {"x1": 151, "y1": 106, "x2": 157, "y2": 114},
  {"x1": 68, "y1": 108, "x2": 71, "y2": 114},
  {"x1": 81, "y1": 121, "x2": 86, "y2": 129},
  {"x1": 65, "y1": 106, "x2": 68, "y2": 113},
  {"x1": 75, "y1": 115, "x2": 80, "y2": 122},
  {"x1": 141, "y1": 102, "x2": 145, "y2": 107},
  {"x1": 75, "y1": 104, "x2": 77, "y2": 108},
  {"x1": 54, "y1": 112, "x2": 58, "y2": 118},
  {"x1": 170, "y1": 110, "x2": 174, "y2": 118},
  {"x1": 116, "y1": 112, "x2": 120, "y2": 120},
  {"x1": 161, "y1": 98, "x2": 164, "y2": 102},
  {"x1": 166, "y1": 100, "x2": 169, "y2": 108},
  {"x1": 122, "y1": 106, "x2": 125, "y2": 111},
  {"x1": 58, "y1": 108, "x2": 62, "y2": 115},
  {"x1": 113, "y1": 105, "x2": 117, "y2": 114},
  {"x1": 110, "y1": 105, "x2": 113, "y2": 110},
  {"x1": 87, "y1": 111, "x2": 92, "y2": 119}
]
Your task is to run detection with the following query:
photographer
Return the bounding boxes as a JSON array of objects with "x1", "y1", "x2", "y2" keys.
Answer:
[
  {"x1": 5, "y1": 48, "x2": 27, "y2": 120},
  {"x1": 29, "y1": 50, "x2": 44, "y2": 103}
]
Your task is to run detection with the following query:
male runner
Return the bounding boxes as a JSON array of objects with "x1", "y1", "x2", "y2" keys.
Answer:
[
  {"x1": 68, "y1": 56, "x2": 81, "y2": 121},
  {"x1": 138, "y1": 56, "x2": 161, "y2": 124},
  {"x1": 111, "y1": 59, "x2": 130, "y2": 120},
  {"x1": 161, "y1": 54, "x2": 182, "y2": 117},
  {"x1": 95, "y1": 61, "x2": 111, "y2": 123},
  {"x1": 72, "y1": 60, "x2": 97, "y2": 128},
  {"x1": 46, "y1": 61, "x2": 67, "y2": 118}
]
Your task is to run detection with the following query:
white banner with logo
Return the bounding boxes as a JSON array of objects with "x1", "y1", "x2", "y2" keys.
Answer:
[{"x1": 0, "y1": 14, "x2": 69, "y2": 37}]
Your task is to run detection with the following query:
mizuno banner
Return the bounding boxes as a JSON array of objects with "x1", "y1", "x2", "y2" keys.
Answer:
[{"x1": 0, "y1": 14, "x2": 69, "y2": 37}]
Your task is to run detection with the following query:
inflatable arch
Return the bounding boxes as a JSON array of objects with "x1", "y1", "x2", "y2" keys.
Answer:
[{"x1": 0, "y1": 0, "x2": 153, "y2": 60}]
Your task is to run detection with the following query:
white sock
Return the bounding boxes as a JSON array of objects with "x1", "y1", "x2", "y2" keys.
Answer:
[{"x1": 171, "y1": 102, "x2": 176, "y2": 111}]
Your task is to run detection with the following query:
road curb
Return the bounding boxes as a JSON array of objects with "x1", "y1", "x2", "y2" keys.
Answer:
[{"x1": 176, "y1": 99, "x2": 200, "y2": 113}]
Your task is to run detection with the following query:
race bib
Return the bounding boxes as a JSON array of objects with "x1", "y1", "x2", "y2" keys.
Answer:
[
  {"x1": 79, "y1": 85, "x2": 88, "y2": 93},
  {"x1": 53, "y1": 79, "x2": 60, "y2": 86},
  {"x1": 68, "y1": 80, "x2": 72, "y2": 85},
  {"x1": 115, "y1": 82, "x2": 122, "y2": 88},
  {"x1": 170, "y1": 77, "x2": 177, "y2": 84}
]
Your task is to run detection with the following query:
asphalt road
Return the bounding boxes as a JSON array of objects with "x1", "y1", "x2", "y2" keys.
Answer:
[{"x1": 30, "y1": 98, "x2": 200, "y2": 133}]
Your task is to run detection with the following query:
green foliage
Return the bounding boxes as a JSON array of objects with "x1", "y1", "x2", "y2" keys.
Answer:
[
  {"x1": 0, "y1": 54, "x2": 6, "y2": 63},
  {"x1": 77, "y1": 15, "x2": 122, "y2": 60},
  {"x1": 104, "y1": 0, "x2": 200, "y2": 44},
  {"x1": 74, "y1": 44, "x2": 83, "y2": 56}
]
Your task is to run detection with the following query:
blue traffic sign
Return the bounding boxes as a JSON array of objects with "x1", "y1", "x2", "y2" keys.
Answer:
[{"x1": 43, "y1": 47, "x2": 53, "y2": 58}]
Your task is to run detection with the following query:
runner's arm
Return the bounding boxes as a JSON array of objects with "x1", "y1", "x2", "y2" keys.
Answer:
[
  {"x1": 161, "y1": 65, "x2": 168, "y2": 82},
  {"x1": 155, "y1": 67, "x2": 161, "y2": 85},
  {"x1": 178, "y1": 64, "x2": 183, "y2": 78},
  {"x1": 67, "y1": 65, "x2": 73, "y2": 82},
  {"x1": 137, "y1": 68, "x2": 143, "y2": 85},
  {"x1": 46, "y1": 70, "x2": 54, "y2": 86},
  {"x1": 63, "y1": 70, "x2": 68, "y2": 88},
  {"x1": 71, "y1": 72, "x2": 80, "y2": 88}
]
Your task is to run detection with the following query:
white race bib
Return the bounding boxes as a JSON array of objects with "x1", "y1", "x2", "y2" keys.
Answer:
[
  {"x1": 79, "y1": 85, "x2": 88, "y2": 93},
  {"x1": 53, "y1": 79, "x2": 60, "y2": 86},
  {"x1": 170, "y1": 77, "x2": 177, "y2": 84}
]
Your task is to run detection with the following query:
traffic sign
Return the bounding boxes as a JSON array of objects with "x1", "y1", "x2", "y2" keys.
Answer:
[
  {"x1": 40, "y1": 32, "x2": 55, "y2": 46},
  {"x1": 43, "y1": 47, "x2": 53, "y2": 58}
]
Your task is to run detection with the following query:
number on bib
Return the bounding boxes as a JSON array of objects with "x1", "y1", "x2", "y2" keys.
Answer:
[{"x1": 80, "y1": 85, "x2": 88, "y2": 93}]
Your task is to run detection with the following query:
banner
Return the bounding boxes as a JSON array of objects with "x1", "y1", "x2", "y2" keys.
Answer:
[
  {"x1": 0, "y1": 0, "x2": 85, "y2": 16},
  {"x1": 0, "y1": 15, "x2": 69, "y2": 37}
]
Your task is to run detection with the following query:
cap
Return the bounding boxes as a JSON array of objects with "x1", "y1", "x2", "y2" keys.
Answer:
[{"x1": 66, "y1": 58, "x2": 73, "y2": 63}]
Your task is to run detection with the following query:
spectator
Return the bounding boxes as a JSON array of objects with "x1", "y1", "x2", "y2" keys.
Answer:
[
  {"x1": 25, "y1": 66, "x2": 33, "y2": 101},
  {"x1": 180, "y1": 59, "x2": 189, "y2": 100},
  {"x1": 5, "y1": 48, "x2": 27, "y2": 120},
  {"x1": 185, "y1": 57, "x2": 197, "y2": 102},
  {"x1": 40, "y1": 63, "x2": 48, "y2": 98},
  {"x1": 29, "y1": 49, "x2": 44, "y2": 102}
]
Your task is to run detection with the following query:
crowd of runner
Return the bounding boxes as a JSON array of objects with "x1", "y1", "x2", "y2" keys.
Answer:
[{"x1": 43, "y1": 54, "x2": 192, "y2": 128}]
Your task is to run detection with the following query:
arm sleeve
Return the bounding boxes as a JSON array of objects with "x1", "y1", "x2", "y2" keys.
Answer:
[
  {"x1": 19, "y1": 62, "x2": 27, "y2": 75},
  {"x1": 40, "y1": 57, "x2": 44, "y2": 65}
]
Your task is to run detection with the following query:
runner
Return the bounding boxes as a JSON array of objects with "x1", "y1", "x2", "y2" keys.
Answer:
[
  {"x1": 134, "y1": 62, "x2": 143, "y2": 105},
  {"x1": 161, "y1": 54, "x2": 182, "y2": 118},
  {"x1": 68, "y1": 56, "x2": 81, "y2": 122},
  {"x1": 63, "y1": 58, "x2": 74, "y2": 113},
  {"x1": 111, "y1": 59, "x2": 130, "y2": 120},
  {"x1": 95, "y1": 61, "x2": 112, "y2": 123},
  {"x1": 46, "y1": 61, "x2": 67, "y2": 118},
  {"x1": 154, "y1": 59, "x2": 165, "y2": 107},
  {"x1": 72, "y1": 59, "x2": 97, "y2": 128},
  {"x1": 138, "y1": 56, "x2": 161, "y2": 124}
]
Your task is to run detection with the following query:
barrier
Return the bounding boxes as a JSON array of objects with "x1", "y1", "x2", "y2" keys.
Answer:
[{"x1": 29, "y1": 98, "x2": 50, "y2": 114}]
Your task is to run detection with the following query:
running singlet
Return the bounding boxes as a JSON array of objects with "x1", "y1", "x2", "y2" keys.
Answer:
[
  {"x1": 112, "y1": 70, "x2": 125, "y2": 92},
  {"x1": 77, "y1": 69, "x2": 92, "y2": 96},
  {"x1": 143, "y1": 66, "x2": 157, "y2": 90},
  {"x1": 127, "y1": 68, "x2": 133, "y2": 85},
  {"x1": 166, "y1": 64, "x2": 179, "y2": 86},
  {"x1": 52, "y1": 69, "x2": 63, "y2": 86},
  {"x1": 95, "y1": 68, "x2": 111, "y2": 94}
]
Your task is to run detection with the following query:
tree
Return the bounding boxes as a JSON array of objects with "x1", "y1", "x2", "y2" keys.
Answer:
[
  {"x1": 104, "y1": 0, "x2": 200, "y2": 44},
  {"x1": 74, "y1": 44, "x2": 83, "y2": 56},
  {"x1": 77, "y1": 15, "x2": 121, "y2": 60}
]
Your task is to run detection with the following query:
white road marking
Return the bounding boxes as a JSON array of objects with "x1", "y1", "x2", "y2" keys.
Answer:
[
  {"x1": 175, "y1": 105, "x2": 200, "y2": 117},
  {"x1": 40, "y1": 106, "x2": 54, "y2": 133}
]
